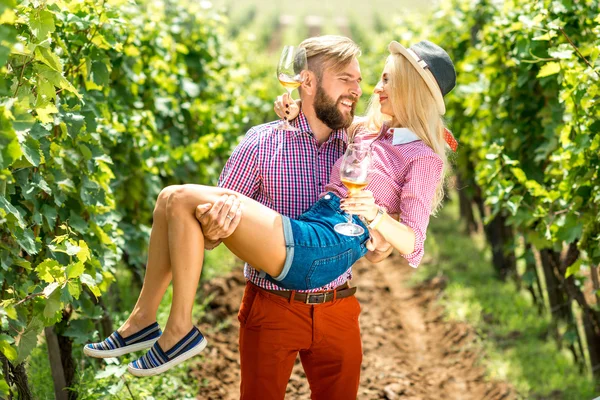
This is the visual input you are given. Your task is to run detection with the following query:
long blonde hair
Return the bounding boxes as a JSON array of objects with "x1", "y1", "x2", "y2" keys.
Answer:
[{"x1": 359, "y1": 53, "x2": 450, "y2": 213}]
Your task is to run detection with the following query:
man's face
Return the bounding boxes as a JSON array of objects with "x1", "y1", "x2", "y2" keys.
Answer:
[{"x1": 314, "y1": 58, "x2": 362, "y2": 130}]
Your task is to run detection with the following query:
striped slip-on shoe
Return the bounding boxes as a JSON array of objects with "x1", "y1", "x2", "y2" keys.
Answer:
[
  {"x1": 127, "y1": 326, "x2": 207, "y2": 377},
  {"x1": 83, "y1": 322, "x2": 162, "y2": 358}
]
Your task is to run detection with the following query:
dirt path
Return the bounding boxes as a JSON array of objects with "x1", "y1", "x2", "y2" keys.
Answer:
[{"x1": 190, "y1": 253, "x2": 516, "y2": 399}]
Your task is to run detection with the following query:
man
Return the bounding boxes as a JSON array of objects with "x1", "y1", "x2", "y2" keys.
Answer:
[{"x1": 195, "y1": 35, "x2": 391, "y2": 399}]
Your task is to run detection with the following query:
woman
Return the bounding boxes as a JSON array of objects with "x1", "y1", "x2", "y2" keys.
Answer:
[{"x1": 84, "y1": 40, "x2": 457, "y2": 377}]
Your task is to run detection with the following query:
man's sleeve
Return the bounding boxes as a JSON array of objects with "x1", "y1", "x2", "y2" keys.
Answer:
[{"x1": 218, "y1": 127, "x2": 261, "y2": 198}]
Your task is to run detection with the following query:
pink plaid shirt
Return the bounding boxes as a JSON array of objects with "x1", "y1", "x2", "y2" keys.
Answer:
[
  {"x1": 219, "y1": 111, "x2": 349, "y2": 292},
  {"x1": 325, "y1": 125, "x2": 443, "y2": 267}
]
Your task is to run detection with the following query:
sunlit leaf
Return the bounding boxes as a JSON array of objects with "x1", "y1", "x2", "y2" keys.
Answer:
[
  {"x1": 29, "y1": 10, "x2": 55, "y2": 40},
  {"x1": 537, "y1": 62, "x2": 561, "y2": 78}
]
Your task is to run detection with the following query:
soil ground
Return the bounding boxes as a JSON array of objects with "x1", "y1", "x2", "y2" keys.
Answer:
[{"x1": 190, "y1": 253, "x2": 516, "y2": 399}]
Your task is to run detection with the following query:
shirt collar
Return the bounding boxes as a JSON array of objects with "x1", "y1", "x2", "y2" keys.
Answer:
[
  {"x1": 291, "y1": 110, "x2": 347, "y2": 144},
  {"x1": 389, "y1": 127, "x2": 421, "y2": 146},
  {"x1": 291, "y1": 109, "x2": 312, "y2": 134}
]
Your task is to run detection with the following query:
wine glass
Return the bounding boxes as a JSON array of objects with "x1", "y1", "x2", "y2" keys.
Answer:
[
  {"x1": 334, "y1": 143, "x2": 372, "y2": 236},
  {"x1": 276, "y1": 46, "x2": 307, "y2": 131}
]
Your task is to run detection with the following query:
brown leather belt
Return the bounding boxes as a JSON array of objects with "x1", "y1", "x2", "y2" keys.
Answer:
[{"x1": 258, "y1": 282, "x2": 356, "y2": 305}]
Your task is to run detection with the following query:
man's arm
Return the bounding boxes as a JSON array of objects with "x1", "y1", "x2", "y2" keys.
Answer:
[{"x1": 196, "y1": 129, "x2": 262, "y2": 249}]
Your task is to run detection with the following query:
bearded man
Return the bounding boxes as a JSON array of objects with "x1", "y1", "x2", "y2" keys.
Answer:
[{"x1": 195, "y1": 36, "x2": 367, "y2": 399}]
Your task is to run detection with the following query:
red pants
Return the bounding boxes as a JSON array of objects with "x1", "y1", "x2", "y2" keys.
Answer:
[{"x1": 238, "y1": 282, "x2": 363, "y2": 400}]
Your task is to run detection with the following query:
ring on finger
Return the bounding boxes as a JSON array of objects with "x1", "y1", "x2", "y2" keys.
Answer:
[{"x1": 226, "y1": 214, "x2": 234, "y2": 220}]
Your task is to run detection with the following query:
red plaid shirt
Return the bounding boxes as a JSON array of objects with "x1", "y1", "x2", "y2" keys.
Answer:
[
  {"x1": 325, "y1": 125, "x2": 443, "y2": 267},
  {"x1": 219, "y1": 111, "x2": 349, "y2": 292}
]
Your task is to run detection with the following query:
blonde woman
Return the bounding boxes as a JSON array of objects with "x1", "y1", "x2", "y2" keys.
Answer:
[{"x1": 84, "y1": 40, "x2": 456, "y2": 378}]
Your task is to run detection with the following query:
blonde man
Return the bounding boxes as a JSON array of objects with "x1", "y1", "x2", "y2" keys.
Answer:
[
  {"x1": 198, "y1": 36, "x2": 366, "y2": 399},
  {"x1": 84, "y1": 35, "x2": 368, "y2": 398}
]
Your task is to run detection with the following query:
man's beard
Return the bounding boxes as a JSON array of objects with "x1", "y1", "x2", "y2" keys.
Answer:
[{"x1": 314, "y1": 85, "x2": 356, "y2": 130}]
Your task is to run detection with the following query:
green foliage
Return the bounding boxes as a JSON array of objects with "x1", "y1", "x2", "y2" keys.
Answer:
[
  {"x1": 416, "y1": 199, "x2": 597, "y2": 399},
  {"x1": 413, "y1": 0, "x2": 599, "y2": 388},
  {"x1": 0, "y1": 0, "x2": 271, "y2": 393},
  {"x1": 1, "y1": 0, "x2": 597, "y2": 396},
  {"x1": 28, "y1": 262, "x2": 222, "y2": 399},
  {"x1": 357, "y1": 0, "x2": 599, "y2": 266},
  {"x1": 428, "y1": 0, "x2": 600, "y2": 260},
  {"x1": 353, "y1": 0, "x2": 600, "y2": 394}
]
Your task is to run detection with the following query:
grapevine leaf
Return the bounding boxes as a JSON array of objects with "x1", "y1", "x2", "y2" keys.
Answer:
[
  {"x1": 66, "y1": 261, "x2": 84, "y2": 279},
  {"x1": 43, "y1": 288, "x2": 62, "y2": 319},
  {"x1": 29, "y1": 10, "x2": 55, "y2": 40},
  {"x1": 16, "y1": 318, "x2": 43, "y2": 364},
  {"x1": 537, "y1": 62, "x2": 561, "y2": 78}
]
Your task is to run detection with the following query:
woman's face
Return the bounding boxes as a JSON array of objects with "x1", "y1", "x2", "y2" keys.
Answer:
[{"x1": 374, "y1": 63, "x2": 393, "y2": 117}]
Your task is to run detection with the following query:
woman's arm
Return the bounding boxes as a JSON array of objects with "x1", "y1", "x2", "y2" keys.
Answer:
[
  {"x1": 341, "y1": 192, "x2": 417, "y2": 255},
  {"x1": 341, "y1": 156, "x2": 443, "y2": 267},
  {"x1": 370, "y1": 213, "x2": 416, "y2": 255}
]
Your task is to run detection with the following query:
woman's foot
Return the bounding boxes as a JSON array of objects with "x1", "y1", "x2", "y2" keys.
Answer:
[
  {"x1": 83, "y1": 322, "x2": 162, "y2": 358},
  {"x1": 117, "y1": 313, "x2": 157, "y2": 338},
  {"x1": 155, "y1": 323, "x2": 195, "y2": 351},
  {"x1": 128, "y1": 326, "x2": 207, "y2": 377}
]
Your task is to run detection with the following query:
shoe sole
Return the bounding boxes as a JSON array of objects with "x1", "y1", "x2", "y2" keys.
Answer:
[
  {"x1": 83, "y1": 338, "x2": 158, "y2": 358},
  {"x1": 127, "y1": 338, "x2": 208, "y2": 377}
]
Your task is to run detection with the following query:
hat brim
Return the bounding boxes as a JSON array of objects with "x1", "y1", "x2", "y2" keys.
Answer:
[{"x1": 388, "y1": 41, "x2": 446, "y2": 115}]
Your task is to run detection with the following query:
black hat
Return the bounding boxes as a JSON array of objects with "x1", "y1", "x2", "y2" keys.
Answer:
[{"x1": 388, "y1": 40, "x2": 456, "y2": 115}]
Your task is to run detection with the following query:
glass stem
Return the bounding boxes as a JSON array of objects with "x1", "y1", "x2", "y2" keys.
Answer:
[
  {"x1": 346, "y1": 191, "x2": 355, "y2": 224},
  {"x1": 284, "y1": 88, "x2": 292, "y2": 122}
]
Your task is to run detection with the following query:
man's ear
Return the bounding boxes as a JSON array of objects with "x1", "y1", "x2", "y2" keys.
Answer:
[{"x1": 300, "y1": 70, "x2": 316, "y2": 96}]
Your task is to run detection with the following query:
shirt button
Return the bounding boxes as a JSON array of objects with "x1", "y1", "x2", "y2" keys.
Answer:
[{"x1": 324, "y1": 194, "x2": 331, "y2": 200}]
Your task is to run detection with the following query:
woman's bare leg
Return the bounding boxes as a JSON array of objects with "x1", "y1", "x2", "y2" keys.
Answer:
[
  {"x1": 116, "y1": 186, "x2": 180, "y2": 337},
  {"x1": 158, "y1": 184, "x2": 287, "y2": 349}
]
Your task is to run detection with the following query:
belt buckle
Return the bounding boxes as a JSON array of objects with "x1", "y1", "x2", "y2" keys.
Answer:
[{"x1": 305, "y1": 293, "x2": 327, "y2": 304}]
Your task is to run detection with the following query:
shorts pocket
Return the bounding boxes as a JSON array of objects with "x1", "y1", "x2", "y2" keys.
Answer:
[{"x1": 306, "y1": 248, "x2": 354, "y2": 289}]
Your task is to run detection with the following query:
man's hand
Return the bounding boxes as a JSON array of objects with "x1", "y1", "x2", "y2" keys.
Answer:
[
  {"x1": 364, "y1": 213, "x2": 399, "y2": 263},
  {"x1": 195, "y1": 194, "x2": 243, "y2": 250},
  {"x1": 366, "y1": 229, "x2": 391, "y2": 252}
]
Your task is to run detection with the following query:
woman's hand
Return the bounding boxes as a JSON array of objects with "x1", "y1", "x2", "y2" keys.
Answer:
[
  {"x1": 274, "y1": 92, "x2": 300, "y2": 121},
  {"x1": 340, "y1": 190, "x2": 379, "y2": 222}
]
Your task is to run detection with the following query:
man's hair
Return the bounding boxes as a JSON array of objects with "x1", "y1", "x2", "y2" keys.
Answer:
[{"x1": 298, "y1": 35, "x2": 361, "y2": 82}]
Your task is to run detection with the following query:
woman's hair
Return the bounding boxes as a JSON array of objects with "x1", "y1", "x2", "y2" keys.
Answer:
[{"x1": 359, "y1": 53, "x2": 450, "y2": 213}]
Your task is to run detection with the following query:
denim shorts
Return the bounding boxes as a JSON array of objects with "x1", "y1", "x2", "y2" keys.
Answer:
[{"x1": 265, "y1": 192, "x2": 370, "y2": 290}]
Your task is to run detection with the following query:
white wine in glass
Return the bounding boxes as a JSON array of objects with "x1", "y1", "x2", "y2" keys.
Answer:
[
  {"x1": 334, "y1": 144, "x2": 372, "y2": 236},
  {"x1": 276, "y1": 45, "x2": 307, "y2": 131},
  {"x1": 278, "y1": 74, "x2": 302, "y2": 91},
  {"x1": 340, "y1": 179, "x2": 369, "y2": 193}
]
